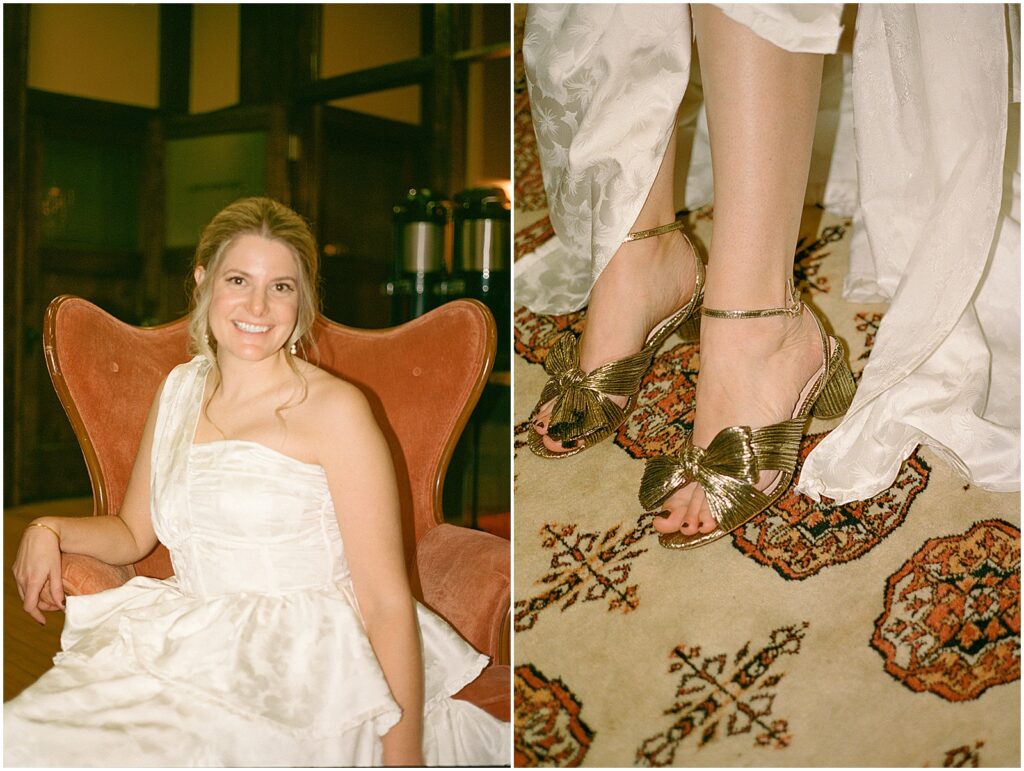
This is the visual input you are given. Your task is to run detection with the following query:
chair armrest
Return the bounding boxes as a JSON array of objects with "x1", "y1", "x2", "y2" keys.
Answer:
[
  {"x1": 61, "y1": 553, "x2": 135, "y2": 597},
  {"x1": 453, "y1": 664, "x2": 510, "y2": 722},
  {"x1": 416, "y1": 524, "x2": 510, "y2": 663}
]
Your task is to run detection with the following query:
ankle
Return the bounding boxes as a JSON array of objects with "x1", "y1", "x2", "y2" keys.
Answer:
[
  {"x1": 595, "y1": 230, "x2": 693, "y2": 295},
  {"x1": 579, "y1": 230, "x2": 698, "y2": 369},
  {"x1": 618, "y1": 226, "x2": 690, "y2": 265},
  {"x1": 699, "y1": 309, "x2": 816, "y2": 360}
]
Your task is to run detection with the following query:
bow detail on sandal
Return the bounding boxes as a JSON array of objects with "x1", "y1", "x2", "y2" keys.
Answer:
[
  {"x1": 528, "y1": 218, "x2": 705, "y2": 459},
  {"x1": 639, "y1": 420, "x2": 803, "y2": 534},
  {"x1": 540, "y1": 332, "x2": 654, "y2": 441},
  {"x1": 639, "y1": 281, "x2": 858, "y2": 549}
]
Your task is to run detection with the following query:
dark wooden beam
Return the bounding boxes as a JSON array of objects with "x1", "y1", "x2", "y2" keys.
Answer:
[
  {"x1": 428, "y1": 5, "x2": 454, "y2": 194},
  {"x1": 4, "y1": 4, "x2": 29, "y2": 506},
  {"x1": 297, "y1": 56, "x2": 434, "y2": 104},
  {"x1": 298, "y1": 5, "x2": 321, "y2": 88},
  {"x1": 26, "y1": 90, "x2": 156, "y2": 130},
  {"x1": 159, "y1": 5, "x2": 192, "y2": 114},
  {"x1": 289, "y1": 103, "x2": 323, "y2": 234},
  {"x1": 426, "y1": 4, "x2": 470, "y2": 195},
  {"x1": 265, "y1": 104, "x2": 290, "y2": 205},
  {"x1": 240, "y1": 5, "x2": 306, "y2": 105},
  {"x1": 139, "y1": 117, "x2": 165, "y2": 324},
  {"x1": 452, "y1": 41, "x2": 511, "y2": 63}
]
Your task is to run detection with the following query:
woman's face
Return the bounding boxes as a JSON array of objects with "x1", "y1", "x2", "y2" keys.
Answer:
[{"x1": 195, "y1": 234, "x2": 300, "y2": 364}]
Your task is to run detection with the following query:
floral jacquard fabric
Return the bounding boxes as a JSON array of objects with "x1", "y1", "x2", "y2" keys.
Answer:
[{"x1": 520, "y1": 4, "x2": 693, "y2": 313}]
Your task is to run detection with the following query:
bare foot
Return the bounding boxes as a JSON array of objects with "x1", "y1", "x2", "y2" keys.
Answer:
[
  {"x1": 533, "y1": 229, "x2": 698, "y2": 453},
  {"x1": 651, "y1": 304, "x2": 824, "y2": 537}
]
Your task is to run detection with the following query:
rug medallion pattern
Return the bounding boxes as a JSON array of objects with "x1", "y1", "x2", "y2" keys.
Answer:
[
  {"x1": 871, "y1": 519, "x2": 1021, "y2": 702},
  {"x1": 733, "y1": 433, "x2": 931, "y2": 580},
  {"x1": 515, "y1": 664, "x2": 594, "y2": 767}
]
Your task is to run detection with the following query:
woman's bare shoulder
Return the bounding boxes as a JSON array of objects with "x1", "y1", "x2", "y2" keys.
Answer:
[
  {"x1": 295, "y1": 361, "x2": 375, "y2": 424},
  {"x1": 290, "y1": 362, "x2": 388, "y2": 470}
]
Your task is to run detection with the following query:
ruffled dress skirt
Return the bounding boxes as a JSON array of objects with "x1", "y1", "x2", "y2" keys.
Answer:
[{"x1": 5, "y1": 578, "x2": 507, "y2": 767}]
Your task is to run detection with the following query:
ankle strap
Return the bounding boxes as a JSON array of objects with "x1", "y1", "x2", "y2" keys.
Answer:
[
  {"x1": 623, "y1": 218, "x2": 686, "y2": 242},
  {"x1": 702, "y1": 279, "x2": 802, "y2": 319}
]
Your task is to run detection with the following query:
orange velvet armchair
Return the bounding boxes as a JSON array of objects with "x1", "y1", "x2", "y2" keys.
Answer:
[{"x1": 42, "y1": 295, "x2": 510, "y2": 721}]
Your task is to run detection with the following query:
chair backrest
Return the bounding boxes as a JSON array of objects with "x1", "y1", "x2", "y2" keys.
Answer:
[{"x1": 43, "y1": 295, "x2": 495, "y2": 583}]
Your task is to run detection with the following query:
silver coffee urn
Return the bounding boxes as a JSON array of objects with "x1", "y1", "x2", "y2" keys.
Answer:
[
  {"x1": 388, "y1": 188, "x2": 449, "y2": 323},
  {"x1": 452, "y1": 187, "x2": 510, "y2": 369}
]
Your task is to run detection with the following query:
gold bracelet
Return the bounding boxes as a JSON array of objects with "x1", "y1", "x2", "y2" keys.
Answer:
[{"x1": 29, "y1": 522, "x2": 61, "y2": 543}]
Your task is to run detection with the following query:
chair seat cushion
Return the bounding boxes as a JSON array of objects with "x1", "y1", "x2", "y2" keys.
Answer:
[{"x1": 453, "y1": 664, "x2": 510, "y2": 722}]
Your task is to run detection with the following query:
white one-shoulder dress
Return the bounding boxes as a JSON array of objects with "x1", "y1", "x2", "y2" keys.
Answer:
[{"x1": 4, "y1": 356, "x2": 510, "y2": 767}]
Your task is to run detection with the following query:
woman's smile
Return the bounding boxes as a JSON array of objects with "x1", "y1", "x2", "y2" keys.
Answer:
[{"x1": 232, "y1": 320, "x2": 273, "y2": 334}]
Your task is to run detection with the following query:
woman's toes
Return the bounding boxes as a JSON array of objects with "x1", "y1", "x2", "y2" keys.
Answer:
[
  {"x1": 678, "y1": 498, "x2": 702, "y2": 535},
  {"x1": 532, "y1": 400, "x2": 555, "y2": 436},
  {"x1": 653, "y1": 485, "x2": 694, "y2": 533},
  {"x1": 541, "y1": 433, "x2": 581, "y2": 454},
  {"x1": 696, "y1": 499, "x2": 718, "y2": 534},
  {"x1": 652, "y1": 500, "x2": 684, "y2": 533},
  {"x1": 681, "y1": 487, "x2": 717, "y2": 534},
  {"x1": 652, "y1": 507, "x2": 686, "y2": 534}
]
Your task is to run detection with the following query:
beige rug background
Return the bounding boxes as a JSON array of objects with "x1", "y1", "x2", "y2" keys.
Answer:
[{"x1": 512, "y1": 18, "x2": 1021, "y2": 769}]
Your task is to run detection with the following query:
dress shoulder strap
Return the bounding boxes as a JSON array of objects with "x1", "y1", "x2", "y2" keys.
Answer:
[{"x1": 149, "y1": 356, "x2": 210, "y2": 547}]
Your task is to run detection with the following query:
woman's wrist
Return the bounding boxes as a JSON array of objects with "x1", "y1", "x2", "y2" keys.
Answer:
[{"x1": 28, "y1": 518, "x2": 62, "y2": 546}]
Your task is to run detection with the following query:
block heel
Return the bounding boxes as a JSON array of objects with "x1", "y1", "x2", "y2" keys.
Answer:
[
  {"x1": 675, "y1": 314, "x2": 701, "y2": 344},
  {"x1": 811, "y1": 342, "x2": 856, "y2": 420}
]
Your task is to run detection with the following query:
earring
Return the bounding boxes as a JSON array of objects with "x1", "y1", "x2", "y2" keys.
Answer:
[
  {"x1": 290, "y1": 342, "x2": 298, "y2": 355},
  {"x1": 204, "y1": 332, "x2": 210, "y2": 345}
]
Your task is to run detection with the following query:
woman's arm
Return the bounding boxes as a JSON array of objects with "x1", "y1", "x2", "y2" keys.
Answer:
[
  {"x1": 12, "y1": 382, "x2": 164, "y2": 623},
  {"x1": 315, "y1": 381, "x2": 425, "y2": 767}
]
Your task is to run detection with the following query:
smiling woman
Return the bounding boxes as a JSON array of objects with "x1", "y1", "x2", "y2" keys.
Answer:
[
  {"x1": 4, "y1": 197, "x2": 511, "y2": 767},
  {"x1": 200, "y1": 235, "x2": 301, "y2": 358},
  {"x1": 190, "y1": 198, "x2": 318, "y2": 366}
]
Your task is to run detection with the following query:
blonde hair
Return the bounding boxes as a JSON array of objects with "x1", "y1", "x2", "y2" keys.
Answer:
[{"x1": 188, "y1": 197, "x2": 320, "y2": 363}]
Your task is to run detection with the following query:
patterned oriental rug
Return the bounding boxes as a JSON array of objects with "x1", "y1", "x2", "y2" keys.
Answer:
[{"x1": 512, "y1": 21, "x2": 1021, "y2": 770}]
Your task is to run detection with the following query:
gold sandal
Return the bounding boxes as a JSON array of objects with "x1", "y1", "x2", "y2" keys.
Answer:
[
  {"x1": 638, "y1": 281, "x2": 856, "y2": 548},
  {"x1": 528, "y1": 219, "x2": 705, "y2": 459}
]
